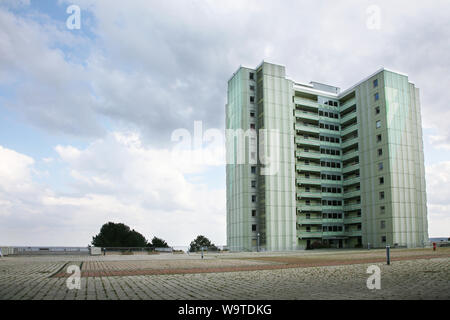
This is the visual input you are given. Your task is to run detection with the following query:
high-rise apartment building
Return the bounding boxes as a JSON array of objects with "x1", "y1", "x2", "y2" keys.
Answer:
[{"x1": 226, "y1": 62, "x2": 428, "y2": 251}]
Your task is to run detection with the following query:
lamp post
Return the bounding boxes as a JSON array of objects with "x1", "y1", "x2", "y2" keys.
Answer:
[
  {"x1": 386, "y1": 245, "x2": 390, "y2": 265},
  {"x1": 257, "y1": 233, "x2": 260, "y2": 252}
]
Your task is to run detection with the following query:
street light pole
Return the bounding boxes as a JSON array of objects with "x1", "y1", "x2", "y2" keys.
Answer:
[{"x1": 257, "y1": 233, "x2": 260, "y2": 252}]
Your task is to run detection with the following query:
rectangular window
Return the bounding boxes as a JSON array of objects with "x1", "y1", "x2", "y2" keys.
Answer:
[
  {"x1": 376, "y1": 120, "x2": 381, "y2": 128},
  {"x1": 252, "y1": 224, "x2": 257, "y2": 231},
  {"x1": 375, "y1": 106, "x2": 380, "y2": 114},
  {"x1": 380, "y1": 205, "x2": 385, "y2": 213},
  {"x1": 381, "y1": 236, "x2": 386, "y2": 242},
  {"x1": 250, "y1": 123, "x2": 255, "y2": 129},
  {"x1": 250, "y1": 111, "x2": 255, "y2": 117},
  {"x1": 251, "y1": 195, "x2": 256, "y2": 202},
  {"x1": 373, "y1": 79, "x2": 378, "y2": 88},
  {"x1": 378, "y1": 148, "x2": 383, "y2": 156},
  {"x1": 379, "y1": 191, "x2": 385, "y2": 200},
  {"x1": 379, "y1": 162, "x2": 383, "y2": 171},
  {"x1": 379, "y1": 177, "x2": 384, "y2": 185},
  {"x1": 250, "y1": 85, "x2": 255, "y2": 91},
  {"x1": 377, "y1": 134, "x2": 382, "y2": 142},
  {"x1": 380, "y1": 220, "x2": 386, "y2": 229},
  {"x1": 250, "y1": 96, "x2": 255, "y2": 103},
  {"x1": 251, "y1": 166, "x2": 256, "y2": 174},
  {"x1": 251, "y1": 180, "x2": 256, "y2": 188},
  {"x1": 249, "y1": 72, "x2": 254, "y2": 80},
  {"x1": 252, "y1": 209, "x2": 256, "y2": 217},
  {"x1": 375, "y1": 92, "x2": 379, "y2": 101}
]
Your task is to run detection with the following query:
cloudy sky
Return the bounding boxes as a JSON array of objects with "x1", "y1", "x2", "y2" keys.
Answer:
[{"x1": 0, "y1": 0, "x2": 449, "y2": 246}]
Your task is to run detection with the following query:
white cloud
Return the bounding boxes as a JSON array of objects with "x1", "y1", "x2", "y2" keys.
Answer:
[
  {"x1": 0, "y1": 134, "x2": 226, "y2": 246},
  {"x1": 426, "y1": 161, "x2": 450, "y2": 236}
]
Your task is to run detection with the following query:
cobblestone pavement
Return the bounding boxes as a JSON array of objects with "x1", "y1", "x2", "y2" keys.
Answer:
[{"x1": 0, "y1": 251, "x2": 449, "y2": 300}]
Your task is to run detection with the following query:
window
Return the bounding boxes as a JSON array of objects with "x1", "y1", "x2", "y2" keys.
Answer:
[
  {"x1": 375, "y1": 106, "x2": 380, "y2": 114},
  {"x1": 379, "y1": 177, "x2": 384, "y2": 185},
  {"x1": 250, "y1": 96, "x2": 255, "y2": 103},
  {"x1": 378, "y1": 148, "x2": 383, "y2": 156},
  {"x1": 251, "y1": 180, "x2": 256, "y2": 188},
  {"x1": 251, "y1": 166, "x2": 256, "y2": 174},
  {"x1": 252, "y1": 209, "x2": 256, "y2": 217},
  {"x1": 251, "y1": 195, "x2": 256, "y2": 202},
  {"x1": 249, "y1": 72, "x2": 254, "y2": 80},
  {"x1": 250, "y1": 123, "x2": 255, "y2": 129},
  {"x1": 381, "y1": 236, "x2": 386, "y2": 243},
  {"x1": 378, "y1": 162, "x2": 383, "y2": 171},
  {"x1": 379, "y1": 191, "x2": 385, "y2": 200},
  {"x1": 375, "y1": 92, "x2": 379, "y2": 101},
  {"x1": 252, "y1": 224, "x2": 257, "y2": 231},
  {"x1": 250, "y1": 111, "x2": 255, "y2": 117},
  {"x1": 373, "y1": 79, "x2": 378, "y2": 88},
  {"x1": 377, "y1": 134, "x2": 382, "y2": 142},
  {"x1": 250, "y1": 85, "x2": 255, "y2": 91},
  {"x1": 380, "y1": 220, "x2": 386, "y2": 229},
  {"x1": 380, "y1": 205, "x2": 385, "y2": 213},
  {"x1": 376, "y1": 120, "x2": 381, "y2": 128}
]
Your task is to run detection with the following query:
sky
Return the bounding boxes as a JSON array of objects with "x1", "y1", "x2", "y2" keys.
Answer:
[{"x1": 0, "y1": 0, "x2": 449, "y2": 246}]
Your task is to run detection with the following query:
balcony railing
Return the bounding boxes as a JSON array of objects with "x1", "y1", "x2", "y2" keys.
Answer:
[
  {"x1": 342, "y1": 163, "x2": 359, "y2": 174},
  {"x1": 341, "y1": 123, "x2": 358, "y2": 136},
  {"x1": 294, "y1": 97, "x2": 319, "y2": 108},
  {"x1": 297, "y1": 231, "x2": 323, "y2": 238},
  {"x1": 342, "y1": 149, "x2": 359, "y2": 161},
  {"x1": 296, "y1": 151, "x2": 321, "y2": 159},
  {"x1": 341, "y1": 136, "x2": 358, "y2": 149},
  {"x1": 295, "y1": 110, "x2": 319, "y2": 121},
  {"x1": 340, "y1": 110, "x2": 357, "y2": 123},
  {"x1": 295, "y1": 137, "x2": 320, "y2": 146},
  {"x1": 344, "y1": 216, "x2": 362, "y2": 224},
  {"x1": 344, "y1": 203, "x2": 361, "y2": 211},
  {"x1": 296, "y1": 164, "x2": 322, "y2": 173},
  {"x1": 340, "y1": 97, "x2": 356, "y2": 113},
  {"x1": 295, "y1": 124, "x2": 319, "y2": 134},
  {"x1": 343, "y1": 176, "x2": 360, "y2": 186},
  {"x1": 343, "y1": 190, "x2": 361, "y2": 199}
]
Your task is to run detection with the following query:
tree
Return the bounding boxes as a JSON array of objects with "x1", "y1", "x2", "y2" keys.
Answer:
[
  {"x1": 150, "y1": 236, "x2": 169, "y2": 248},
  {"x1": 188, "y1": 235, "x2": 218, "y2": 252},
  {"x1": 91, "y1": 222, "x2": 149, "y2": 247}
]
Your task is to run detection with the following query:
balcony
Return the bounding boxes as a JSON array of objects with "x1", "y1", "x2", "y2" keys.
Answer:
[
  {"x1": 344, "y1": 216, "x2": 362, "y2": 224},
  {"x1": 345, "y1": 230, "x2": 362, "y2": 237},
  {"x1": 321, "y1": 192, "x2": 343, "y2": 198},
  {"x1": 319, "y1": 128, "x2": 341, "y2": 136},
  {"x1": 340, "y1": 97, "x2": 356, "y2": 113},
  {"x1": 321, "y1": 205, "x2": 344, "y2": 211},
  {"x1": 341, "y1": 136, "x2": 358, "y2": 149},
  {"x1": 343, "y1": 176, "x2": 360, "y2": 186},
  {"x1": 341, "y1": 123, "x2": 358, "y2": 136},
  {"x1": 322, "y1": 231, "x2": 346, "y2": 237},
  {"x1": 342, "y1": 163, "x2": 359, "y2": 174},
  {"x1": 320, "y1": 180, "x2": 343, "y2": 186},
  {"x1": 319, "y1": 153, "x2": 341, "y2": 161},
  {"x1": 343, "y1": 190, "x2": 361, "y2": 199},
  {"x1": 295, "y1": 124, "x2": 320, "y2": 134},
  {"x1": 297, "y1": 218, "x2": 323, "y2": 225},
  {"x1": 296, "y1": 137, "x2": 320, "y2": 146},
  {"x1": 295, "y1": 110, "x2": 319, "y2": 121},
  {"x1": 294, "y1": 97, "x2": 318, "y2": 108},
  {"x1": 298, "y1": 204, "x2": 322, "y2": 212},
  {"x1": 297, "y1": 164, "x2": 322, "y2": 173},
  {"x1": 319, "y1": 166, "x2": 342, "y2": 173},
  {"x1": 322, "y1": 218, "x2": 344, "y2": 224},
  {"x1": 340, "y1": 110, "x2": 357, "y2": 124},
  {"x1": 297, "y1": 191, "x2": 322, "y2": 199},
  {"x1": 319, "y1": 140, "x2": 341, "y2": 148},
  {"x1": 344, "y1": 203, "x2": 361, "y2": 211},
  {"x1": 297, "y1": 151, "x2": 321, "y2": 160},
  {"x1": 342, "y1": 149, "x2": 359, "y2": 161},
  {"x1": 297, "y1": 231, "x2": 322, "y2": 238},
  {"x1": 297, "y1": 178, "x2": 322, "y2": 186}
]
